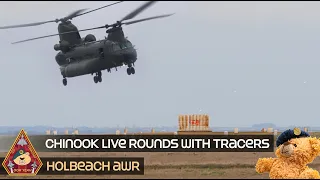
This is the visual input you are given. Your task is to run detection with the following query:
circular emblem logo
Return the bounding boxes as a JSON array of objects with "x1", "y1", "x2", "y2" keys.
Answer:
[{"x1": 294, "y1": 127, "x2": 301, "y2": 136}]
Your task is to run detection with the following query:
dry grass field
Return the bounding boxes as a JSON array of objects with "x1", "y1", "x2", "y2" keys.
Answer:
[{"x1": 0, "y1": 131, "x2": 319, "y2": 179}]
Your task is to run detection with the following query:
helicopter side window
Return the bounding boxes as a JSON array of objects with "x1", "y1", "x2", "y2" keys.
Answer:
[{"x1": 98, "y1": 48, "x2": 104, "y2": 57}]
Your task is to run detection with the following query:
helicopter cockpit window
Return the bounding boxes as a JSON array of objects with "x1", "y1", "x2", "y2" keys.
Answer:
[
  {"x1": 126, "y1": 41, "x2": 132, "y2": 48},
  {"x1": 113, "y1": 44, "x2": 120, "y2": 51},
  {"x1": 120, "y1": 43, "x2": 128, "y2": 49}
]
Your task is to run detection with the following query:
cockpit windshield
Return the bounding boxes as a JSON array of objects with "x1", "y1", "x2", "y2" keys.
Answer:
[
  {"x1": 126, "y1": 41, "x2": 132, "y2": 48},
  {"x1": 119, "y1": 41, "x2": 132, "y2": 49},
  {"x1": 111, "y1": 41, "x2": 132, "y2": 51},
  {"x1": 119, "y1": 43, "x2": 126, "y2": 49}
]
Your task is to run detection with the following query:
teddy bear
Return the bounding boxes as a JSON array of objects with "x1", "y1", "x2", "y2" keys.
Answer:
[{"x1": 255, "y1": 127, "x2": 320, "y2": 179}]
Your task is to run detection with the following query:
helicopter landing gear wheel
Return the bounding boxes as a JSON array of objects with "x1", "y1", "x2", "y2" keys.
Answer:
[
  {"x1": 63, "y1": 78, "x2": 67, "y2": 86},
  {"x1": 94, "y1": 76, "x2": 99, "y2": 83},
  {"x1": 97, "y1": 71, "x2": 102, "y2": 83},
  {"x1": 127, "y1": 67, "x2": 135, "y2": 75},
  {"x1": 98, "y1": 75, "x2": 102, "y2": 82},
  {"x1": 93, "y1": 71, "x2": 102, "y2": 83},
  {"x1": 127, "y1": 67, "x2": 131, "y2": 75},
  {"x1": 131, "y1": 67, "x2": 135, "y2": 75}
]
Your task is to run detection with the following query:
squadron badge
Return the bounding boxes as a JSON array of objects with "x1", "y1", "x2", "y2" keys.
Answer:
[{"x1": 2, "y1": 129, "x2": 42, "y2": 176}]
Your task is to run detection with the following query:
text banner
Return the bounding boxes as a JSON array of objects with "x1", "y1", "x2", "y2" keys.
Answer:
[
  {"x1": 25, "y1": 135, "x2": 274, "y2": 152},
  {"x1": 0, "y1": 157, "x2": 144, "y2": 175}
]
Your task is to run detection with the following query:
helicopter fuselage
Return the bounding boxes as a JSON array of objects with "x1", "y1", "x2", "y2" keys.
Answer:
[{"x1": 55, "y1": 39, "x2": 137, "y2": 78}]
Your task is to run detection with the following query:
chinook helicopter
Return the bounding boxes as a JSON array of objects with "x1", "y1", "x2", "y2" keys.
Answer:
[{"x1": 0, "y1": 1, "x2": 173, "y2": 86}]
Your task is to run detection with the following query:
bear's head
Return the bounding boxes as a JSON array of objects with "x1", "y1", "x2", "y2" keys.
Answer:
[
  {"x1": 275, "y1": 136, "x2": 320, "y2": 165},
  {"x1": 13, "y1": 149, "x2": 32, "y2": 166}
]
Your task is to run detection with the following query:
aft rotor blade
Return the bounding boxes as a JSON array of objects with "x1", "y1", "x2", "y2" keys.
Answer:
[
  {"x1": 121, "y1": 1, "x2": 157, "y2": 22},
  {"x1": 12, "y1": 25, "x2": 106, "y2": 44},
  {"x1": 75, "y1": 1, "x2": 124, "y2": 17},
  {"x1": 0, "y1": 20, "x2": 57, "y2": 29},
  {"x1": 123, "y1": 13, "x2": 174, "y2": 26}
]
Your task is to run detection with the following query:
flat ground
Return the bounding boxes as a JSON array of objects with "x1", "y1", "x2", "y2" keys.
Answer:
[{"x1": 1, "y1": 152, "x2": 320, "y2": 179}]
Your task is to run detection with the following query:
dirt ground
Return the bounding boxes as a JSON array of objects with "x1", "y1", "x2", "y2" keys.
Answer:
[{"x1": 1, "y1": 152, "x2": 320, "y2": 179}]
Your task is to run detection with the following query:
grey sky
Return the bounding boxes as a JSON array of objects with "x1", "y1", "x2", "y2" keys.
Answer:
[{"x1": 0, "y1": 1, "x2": 320, "y2": 128}]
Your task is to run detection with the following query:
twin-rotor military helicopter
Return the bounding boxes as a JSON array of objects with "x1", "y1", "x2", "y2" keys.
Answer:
[{"x1": 0, "y1": 1, "x2": 173, "y2": 86}]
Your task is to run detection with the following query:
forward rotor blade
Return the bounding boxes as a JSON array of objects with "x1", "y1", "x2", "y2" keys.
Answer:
[
  {"x1": 1, "y1": 1, "x2": 123, "y2": 30},
  {"x1": 75, "y1": 1, "x2": 124, "y2": 17},
  {"x1": 123, "y1": 13, "x2": 174, "y2": 26},
  {"x1": 12, "y1": 34, "x2": 64, "y2": 44},
  {"x1": 0, "y1": 9, "x2": 87, "y2": 30},
  {"x1": 0, "y1": 9, "x2": 86, "y2": 30},
  {"x1": 0, "y1": 20, "x2": 56, "y2": 29},
  {"x1": 64, "y1": 9, "x2": 88, "y2": 21},
  {"x1": 12, "y1": 25, "x2": 106, "y2": 44},
  {"x1": 121, "y1": 1, "x2": 157, "y2": 22}
]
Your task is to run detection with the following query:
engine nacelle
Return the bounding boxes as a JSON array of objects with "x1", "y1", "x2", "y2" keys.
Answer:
[
  {"x1": 54, "y1": 44, "x2": 61, "y2": 51},
  {"x1": 54, "y1": 41, "x2": 70, "y2": 52},
  {"x1": 84, "y1": 34, "x2": 96, "y2": 42}
]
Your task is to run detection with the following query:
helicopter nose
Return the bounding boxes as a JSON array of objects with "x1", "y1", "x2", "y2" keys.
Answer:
[{"x1": 124, "y1": 50, "x2": 137, "y2": 61}]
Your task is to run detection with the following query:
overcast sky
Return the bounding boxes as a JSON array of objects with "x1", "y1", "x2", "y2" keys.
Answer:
[{"x1": 0, "y1": 1, "x2": 320, "y2": 128}]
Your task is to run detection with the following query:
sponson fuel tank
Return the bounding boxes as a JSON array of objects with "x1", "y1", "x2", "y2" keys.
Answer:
[{"x1": 60, "y1": 58, "x2": 100, "y2": 78}]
